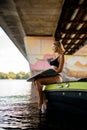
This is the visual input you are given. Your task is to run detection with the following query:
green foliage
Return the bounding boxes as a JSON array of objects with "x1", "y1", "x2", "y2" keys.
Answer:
[
  {"x1": 7, "y1": 72, "x2": 16, "y2": 79},
  {"x1": 0, "y1": 71, "x2": 30, "y2": 79},
  {"x1": 0, "y1": 72, "x2": 8, "y2": 79}
]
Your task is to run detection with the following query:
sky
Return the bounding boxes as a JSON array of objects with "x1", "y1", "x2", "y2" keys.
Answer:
[{"x1": 0, "y1": 27, "x2": 30, "y2": 73}]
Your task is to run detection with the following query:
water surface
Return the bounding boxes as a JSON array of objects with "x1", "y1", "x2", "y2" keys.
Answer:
[{"x1": 0, "y1": 80, "x2": 87, "y2": 130}]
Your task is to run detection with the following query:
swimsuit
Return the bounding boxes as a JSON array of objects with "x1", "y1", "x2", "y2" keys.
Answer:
[{"x1": 49, "y1": 57, "x2": 59, "y2": 67}]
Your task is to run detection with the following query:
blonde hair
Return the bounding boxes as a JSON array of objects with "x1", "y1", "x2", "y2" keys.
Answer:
[{"x1": 53, "y1": 41, "x2": 65, "y2": 53}]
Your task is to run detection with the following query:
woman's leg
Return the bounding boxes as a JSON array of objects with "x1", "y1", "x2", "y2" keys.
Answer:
[
  {"x1": 35, "y1": 79, "x2": 43, "y2": 109},
  {"x1": 35, "y1": 75, "x2": 61, "y2": 109}
]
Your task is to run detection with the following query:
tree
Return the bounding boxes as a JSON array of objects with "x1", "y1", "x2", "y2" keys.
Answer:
[{"x1": 7, "y1": 72, "x2": 16, "y2": 79}]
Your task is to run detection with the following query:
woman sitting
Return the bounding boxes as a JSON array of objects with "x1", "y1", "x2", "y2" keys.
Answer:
[{"x1": 34, "y1": 41, "x2": 65, "y2": 112}]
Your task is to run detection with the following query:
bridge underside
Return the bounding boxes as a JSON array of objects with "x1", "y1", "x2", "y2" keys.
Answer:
[{"x1": 0, "y1": 0, "x2": 87, "y2": 59}]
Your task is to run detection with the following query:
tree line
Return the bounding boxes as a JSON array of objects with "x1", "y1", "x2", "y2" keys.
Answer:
[{"x1": 0, "y1": 71, "x2": 30, "y2": 79}]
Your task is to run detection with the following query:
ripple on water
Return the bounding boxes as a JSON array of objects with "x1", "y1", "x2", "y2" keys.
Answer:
[
  {"x1": 0, "y1": 96, "x2": 87, "y2": 130},
  {"x1": 0, "y1": 95, "x2": 44, "y2": 130}
]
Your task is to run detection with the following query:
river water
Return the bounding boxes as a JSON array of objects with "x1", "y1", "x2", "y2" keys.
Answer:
[{"x1": 0, "y1": 80, "x2": 87, "y2": 130}]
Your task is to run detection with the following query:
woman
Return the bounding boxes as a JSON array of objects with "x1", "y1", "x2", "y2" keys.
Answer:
[{"x1": 34, "y1": 41, "x2": 65, "y2": 112}]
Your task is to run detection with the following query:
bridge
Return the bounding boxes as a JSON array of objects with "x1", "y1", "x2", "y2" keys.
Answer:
[{"x1": 0, "y1": 0, "x2": 87, "y2": 60}]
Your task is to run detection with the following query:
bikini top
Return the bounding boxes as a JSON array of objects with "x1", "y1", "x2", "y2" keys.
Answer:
[{"x1": 49, "y1": 57, "x2": 59, "y2": 67}]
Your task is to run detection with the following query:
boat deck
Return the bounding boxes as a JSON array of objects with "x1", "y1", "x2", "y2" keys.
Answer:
[{"x1": 43, "y1": 81, "x2": 87, "y2": 115}]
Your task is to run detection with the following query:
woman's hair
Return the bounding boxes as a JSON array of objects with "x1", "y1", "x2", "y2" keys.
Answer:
[{"x1": 53, "y1": 41, "x2": 65, "y2": 53}]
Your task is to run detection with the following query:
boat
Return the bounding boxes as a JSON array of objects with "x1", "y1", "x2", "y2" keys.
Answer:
[{"x1": 43, "y1": 79, "x2": 87, "y2": 115}]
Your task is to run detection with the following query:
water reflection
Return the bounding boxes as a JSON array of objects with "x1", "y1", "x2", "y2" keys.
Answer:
[
  {"x1": 0, "y1": 95, "x2": 41, "y2": 129},
  {"x1": 0, "y1": 80, "x2": 31, "y2": 96},
  {"x1": 0, "y1": 80, "x2": 87, "y2": 130},
  {"x1": 0, "y1": 98, "x2": 87, "y2": 130}
]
